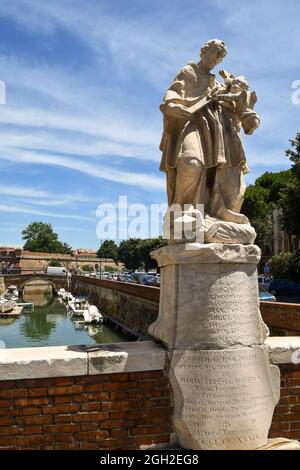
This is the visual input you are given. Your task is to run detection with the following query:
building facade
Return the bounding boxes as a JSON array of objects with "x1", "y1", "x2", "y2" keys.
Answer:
[{"x1": 0, "y1": 247, "x2": 117, "y2": 273}]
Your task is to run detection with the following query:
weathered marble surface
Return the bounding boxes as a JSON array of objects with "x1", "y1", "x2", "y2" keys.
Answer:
[
  {"x1": 149, "y1": 243, "x2": 281, "y2": 450},
  {"x1": 150, "y1": 243, "x2": 267, "y2": 349},
  {"x1": 159, "y1": 39, "x2": 260, "y2": 245},
  {"x1": 169, "y1": 347, "x2": 280, "y2": 450}
]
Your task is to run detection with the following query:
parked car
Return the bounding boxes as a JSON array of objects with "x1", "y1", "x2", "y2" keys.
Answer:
[
  {"x1": 139, "y1": 274, "x2": 157, "y2": 286},
  {"x1": 269, "y1": 279, "x2": 300, "y2": 296},
  {"x1": 46, "y1": 267, "x2": 68, "y2": 276},
  {"x1": 131, "y1": 272, "x2": 155, "y2": 285},
  {"x1": 148, "y1": 275, "x2": 160, "y2": 287},
  {"x1": 258, "y1": 274, "x2": 271, "y2": 290},
  {"x1": 259, "y1": 286, "x2": 276, "y2": 302},
  {"x1": 120, "y1": 274, "x2": 132, "y2": 283}
]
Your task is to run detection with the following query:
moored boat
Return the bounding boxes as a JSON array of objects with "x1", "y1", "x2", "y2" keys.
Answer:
[
  {"x1": 68, "y1": 297, "x2": 103, "y2": 323},
  {"x1": 0, "y1": 299, "x2": 15, "y2": 314}
]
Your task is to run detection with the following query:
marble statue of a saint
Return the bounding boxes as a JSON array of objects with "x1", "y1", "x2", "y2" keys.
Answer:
[{"x1": 160, "y1": 39, "x2": 260, "y2": 244}]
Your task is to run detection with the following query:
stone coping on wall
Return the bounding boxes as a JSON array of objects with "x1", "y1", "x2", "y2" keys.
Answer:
[
  {"x1": 265, "y1": 336, "x2": 300, "y2": 364},
  {"x1": 0, "y1": 340, "x2": 166, "y2": 381},
  {"x1": 0, "y1": 337, "x2": 298, "y2": 382},
  {"x1": 73, "y1": 275, "x2": 160, "y2": 303}
]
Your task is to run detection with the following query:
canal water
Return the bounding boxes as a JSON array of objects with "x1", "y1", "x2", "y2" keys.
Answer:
[{"x1": 0, "y1": 291, "x2": 132, "y2": 349}]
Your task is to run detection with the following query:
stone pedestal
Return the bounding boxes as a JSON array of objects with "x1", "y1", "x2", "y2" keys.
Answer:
[{"x1": 149, "y1": 243, "x2": 280, "y2": 450}]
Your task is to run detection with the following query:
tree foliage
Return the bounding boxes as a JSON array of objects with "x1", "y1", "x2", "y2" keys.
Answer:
[
  {"x1": 117, "y1": 237, "x2": 167, "y2": 272},
  {"x1": 81, "y1": 264, "x2": 94, "y2": 272},
  {"x1": 117, "y1": 238, "x2": 143, "y2": 272},
  {"x1": 103, "y1": 265, "x2": 114, "y2": 272},
  {"x1": 138, "y1": 237, "x2": 168, "y2": 272},
  {"x1": 49, "y1": 260, "x2": 61, "y2": 267},
  {"x1": 242, "y1": 171, "x2": 290, "y2": 254},
  {"x1": 269, "y1": 252, "x2": 293, "y2": 280},
  {"x1": 22, "y1": 222, "x2": 73, "y2": 254},
  {"x1": 97, "y1": 240, "x2": 118, "y2": 262},
  {"x1": 280, "y1": 134, "x2": 300, "y2": 247},
  {"x1": 269, "y1": 250, "x2": 300, "y2": 282}
]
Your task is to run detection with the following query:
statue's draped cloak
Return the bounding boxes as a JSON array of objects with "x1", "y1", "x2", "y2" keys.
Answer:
[{"x1": 159, "y1": 61, "x2": 249, "y2": 175}]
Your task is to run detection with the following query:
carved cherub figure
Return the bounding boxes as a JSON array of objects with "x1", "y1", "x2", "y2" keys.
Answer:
[{"x1": 212, "y1": 70, "x2": 260, "y2": 134}]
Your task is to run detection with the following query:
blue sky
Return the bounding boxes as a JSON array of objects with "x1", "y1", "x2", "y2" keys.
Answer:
[{"x1": 0, "y1": 0, "x2": 299, "y2": 248}]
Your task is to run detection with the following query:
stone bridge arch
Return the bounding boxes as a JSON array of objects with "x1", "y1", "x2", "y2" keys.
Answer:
[
  {"x1": 4, "y1": 273, "x2": 69, "y2": 292},
  {"x1": 20, "y1": 278, "x2": 56, "y2": 292}
]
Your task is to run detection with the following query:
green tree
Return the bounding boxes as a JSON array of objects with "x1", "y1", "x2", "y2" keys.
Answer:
[
  {"x1": 60, "y1": 242, "x2": 73, "y2": 255},
  {"x1": 49, "y1": 259, "x2": 61, "y2": 267},
  {"x1": 242, "y1": 170, "x2": 290, "y2": 254},
  {"x1": 242, "y1": 185, "x2": 273, "y2": 253},
  {"x1": 118, "y1": 238, "x2": 143, "y2": 272},
  {"x1": 280, "y1": 134, "x2": 300, "y2": 249},
  {"x1": 269, "y1": 252, "x2": 293, "y2": 280},
  {"x1": 104, "y1": 265, "x2": 114, "y2": 272},
  {"x1": 269, "y1": 250, "x2": 300, "y2": 283},
  {"x1": 81, "y1": 264, "x2": 94, "y2": 273},
  {"x1": 139, "y1": 237, "x2": 168, "y2": 272},
  {"x1": 22, "y1": 222, "x2": 73, "y2": 254},
  {"x1": 97, "y1": 240, "x2": 118, "y2": 262},
  {"x1": 288, "y1": 250, "x2": 300, "y2": 282}
]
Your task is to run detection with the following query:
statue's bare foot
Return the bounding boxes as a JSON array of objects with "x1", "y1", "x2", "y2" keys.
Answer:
[{"x1": 214, "y1": 207, "x2": 249, "y2": 224}]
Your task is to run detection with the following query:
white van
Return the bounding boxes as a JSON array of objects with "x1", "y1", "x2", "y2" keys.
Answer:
[{"x1": 46, "y1": 266, "x2": 68, "y2": 276}]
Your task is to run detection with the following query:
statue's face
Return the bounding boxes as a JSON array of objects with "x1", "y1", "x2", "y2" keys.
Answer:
[{"x1": 201, "y1": 45, "x2": 226, "y2": 70}]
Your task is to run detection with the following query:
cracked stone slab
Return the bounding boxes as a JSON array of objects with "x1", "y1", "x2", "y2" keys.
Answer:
[
  {"x1": 87, "y1": 340, "x2": 166, "y2": 375},
  {"x1": 0, "y1": 345, "x2": 88, "y2": 380}
]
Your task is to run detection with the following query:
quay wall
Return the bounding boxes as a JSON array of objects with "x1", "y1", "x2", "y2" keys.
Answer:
[
  {"x1": 72, "y1": 276, "x2": 159, "y2": 338},
  {"x1": 72, "y1": 276, "x2": 300, "y2": 337}
]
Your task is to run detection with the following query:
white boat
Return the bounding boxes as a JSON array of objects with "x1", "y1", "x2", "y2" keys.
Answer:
[
  {"x1": 61, "y1": 291, "x2": 74, "y2": 302},
  {"x1": 5, "y1": 293, "x2": 18, "y2": 302},
  {"x1": 7, "y1": 285, "x2": 19, "y2": 297},
  {"x1": 83, "y1": 305, "x2": 103, "y2": 324},
  {"x1": 68, "y1": 297, "x2": 89, "y2": 317},
  {"x1": 0, "y1": 299, "x2": 15, "y2": 314},
  {"x1": 68, "y1": 297, "x2": 103, "y2": 323}
]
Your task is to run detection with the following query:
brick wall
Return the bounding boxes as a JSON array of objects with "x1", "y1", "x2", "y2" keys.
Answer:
[
  {"x1": 0, "y1": 371, "x2": 172, "y2": 450},
  {"x1": 269, "y1": 363, "x2": 300, "y2": 440},
  {"x1": 1, "y1": 359, "x2": 300, "y2": 448},
  {"x1": 261, "y1": 302, "x2": 300, "y2": 334}
]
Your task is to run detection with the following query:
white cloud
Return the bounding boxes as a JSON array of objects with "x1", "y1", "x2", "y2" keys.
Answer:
[
  {"x1": 0, "y1": 148, "x2": 165, "y2": 191},
  {"x1": 0, "y1": 202, "x2": 94, "y2": 221},
  {"x1": 0, "y1": 185, "x2": 48, "y2": 198}
]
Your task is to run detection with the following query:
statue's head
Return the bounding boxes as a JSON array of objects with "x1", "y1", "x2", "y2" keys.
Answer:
[
  {"x1": 230, "y1": 75, "x2": 249, "y2": 93},
  {"x1": 200, "y1": 39, "x2": 227, "y2": 70}
]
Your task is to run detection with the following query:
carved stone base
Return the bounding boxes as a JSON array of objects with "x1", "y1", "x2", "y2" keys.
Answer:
[
  {"x1": 163, "y1": 208, "x2": 256, "y2": 245},
  {"x1": 204, "y1": 216, "x2": 256, "y2": 244},
  {"x1": 169, "y1": 348, "x2": 280, "y2": 450},
  {"x1": 149, "y1": 243, "x2": 280, "y2": 450}
]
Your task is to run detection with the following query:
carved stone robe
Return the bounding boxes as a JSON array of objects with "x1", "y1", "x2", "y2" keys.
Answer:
[{"x1": 159, "y1": 61, "x2": 249, "y2": 206}]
